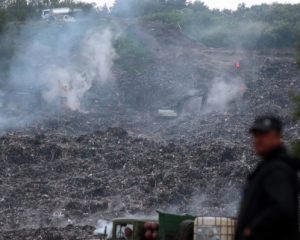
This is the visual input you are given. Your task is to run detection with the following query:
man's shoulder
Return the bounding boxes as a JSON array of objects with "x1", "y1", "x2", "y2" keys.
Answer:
[{"x1": 265, "y1": 159, "x2": 296, "y2": 175}]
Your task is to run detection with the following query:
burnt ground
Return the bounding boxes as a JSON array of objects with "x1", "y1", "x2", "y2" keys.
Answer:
[{"x1": 1, "y1": 18, "x2": 300, "y2": 239}]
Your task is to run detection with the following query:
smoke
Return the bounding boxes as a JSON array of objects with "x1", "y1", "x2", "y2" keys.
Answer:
[
  {"x1": 6, "y1": 20, "x2": 118, "y2": 111},
  {"x1": 124, "y1": 212, "x2": 158, "y2": 219},
  {"x1": 205, "y1": 77, "x2": 244, "y2": 112},
  {"x1": 41, "y1": 28, "x2": 117, "y2": 109},
  {"x1": 94, "y1": 219, "x2": 112, "y2": 235},
  {"x1": 82, "y1": 29, "x2": 117, "y2": 84},
  {"x1": 159, "y1": 189, "x2": 240, "y2": 217}
]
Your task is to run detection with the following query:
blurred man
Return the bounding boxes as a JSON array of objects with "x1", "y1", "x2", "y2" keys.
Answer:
[
  {"x1": 235, "y1": 116, "x2": 300, "y2": 240},
  {"x1": 124, "y1": 227, "x2": 132, "y2": 239}
]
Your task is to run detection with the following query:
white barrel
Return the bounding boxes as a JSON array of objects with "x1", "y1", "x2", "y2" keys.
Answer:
[{"x1": 194, "y1": 217, "x2": 237, "y2": 240}]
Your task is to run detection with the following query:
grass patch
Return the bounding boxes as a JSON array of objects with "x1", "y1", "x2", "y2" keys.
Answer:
[{"x1": 114, "y1": 27, "x2": 154, "y2": 74}]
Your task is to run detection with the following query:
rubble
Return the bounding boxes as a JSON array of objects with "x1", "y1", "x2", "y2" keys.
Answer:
[
  {"x1": 1, "y1": 19, "x2": 300, "y2": 239},
  {"x1": 0, "y1": 225, "x2": 96, "y2": 239},
  {"x1": 0, "y1": 127, "x2": 254, "y2": 233}
]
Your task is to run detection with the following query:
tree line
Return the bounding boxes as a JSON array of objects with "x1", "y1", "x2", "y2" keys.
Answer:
[
  {"x1": 0, "y1": 0, "x2": 98, "y2": 24},
  {"x1": 1, "y1": 0, "x2": 300, "y2": 48},
  {"x1": 110, "y1": 0, "x2": 300, "y2": 48}
]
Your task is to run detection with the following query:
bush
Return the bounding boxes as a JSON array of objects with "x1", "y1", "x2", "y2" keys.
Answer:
[
  {"x1": 0, "y1": 7, "x2": 8, "y2": 33},
  {"x1": 145, "y1": 2, "x2": 300, "y2": 48},
  {"x1": 114, "y1": 27, "x2": 154, "y2": 74}
]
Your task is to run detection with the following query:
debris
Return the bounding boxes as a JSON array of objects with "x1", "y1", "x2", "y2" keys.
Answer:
[{"x1": 1, "y1": 19, "x2": 300, "y2": 238}]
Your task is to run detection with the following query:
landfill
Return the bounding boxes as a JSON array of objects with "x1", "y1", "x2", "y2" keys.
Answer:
[{"x1": 1, "y1": 20, "x2": 300, "y2": 239}]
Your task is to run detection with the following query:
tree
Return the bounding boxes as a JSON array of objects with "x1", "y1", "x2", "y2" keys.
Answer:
[
  {"x1": 222, "y1": 9, "x2": 232, "y2": 15},
  {"x1": 49, "y1": 0, "x2": 60, "y2": 7},
  {"x1": 72, "y1": 1, "x2": 94, "y2": 13},
  {"x1": 101, "y1": 3, "x2": 109, "y2": 14},
  {"x1": 237, "y1": 3, "x2": 246, "y2": 11},
  {"x1": 0, "y1": 6, "x2": 8, "y2": 33},
  {"x1": 187, "y1": 1, "x2": 208, "y2": 12},
  {"x1": 111, "y1": 0, "x2": 142, "y2": 17}
]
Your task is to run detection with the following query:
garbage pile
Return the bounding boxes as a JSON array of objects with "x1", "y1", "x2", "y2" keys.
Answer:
[
  {"x1": 1, "y1": 225, "x2": 96, "y2": 240},
  {"x1": 0, "y1": 126, "x2": 255, "y2": 233},
  {"x1": 1, "y1": 20, "x2": 300, "y2": 239}
]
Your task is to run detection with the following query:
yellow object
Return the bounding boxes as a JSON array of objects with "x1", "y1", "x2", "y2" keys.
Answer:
[{"x1": 58, "y1": 80, "x2": 81, "y2": 109}]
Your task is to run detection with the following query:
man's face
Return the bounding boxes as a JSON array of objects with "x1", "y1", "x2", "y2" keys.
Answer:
[
  {"x1": 125, "y1": 228, "x2": 132, "y2": 237},
  {"x1": 252, "y1": 130, "x2": 282, "y2": 156}
]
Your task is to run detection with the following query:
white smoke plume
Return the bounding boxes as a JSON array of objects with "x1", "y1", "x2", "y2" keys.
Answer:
[
  {"x1": 41, "y1": 29, "x2": 118, "y2": 109},
  {"x1": 82, "y1": 29, "x2": 117, "y2": 84},
  {"x1": 7, "y1": 22, "x2": 118, "y2": 111},
  {"x1": 94, "y1": 219, "x2": 113, "y2": 235},
  {"x1": 206, "y1": 77, "x2": 244, "y2": 112}
]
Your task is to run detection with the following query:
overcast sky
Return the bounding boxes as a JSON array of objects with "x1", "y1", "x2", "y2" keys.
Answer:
[{"x1": 95, "y1": 0, "x2": 300, "y2": 10}]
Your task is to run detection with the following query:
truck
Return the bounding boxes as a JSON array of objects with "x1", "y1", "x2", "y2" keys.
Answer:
[
  {"x1": 42, "y1": 8, "x2": 70, "y2": 19},
  {"x1": 41, "y1": 8, "x2": 77, "y2": 22},
  {"x1": 99, "y1": 210, "x2": 236, "y2": 240}
]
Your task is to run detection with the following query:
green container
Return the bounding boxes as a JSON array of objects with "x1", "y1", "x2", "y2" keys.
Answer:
[{"x1": 157, "y1": 210, "x2": 195, "y2": 240}]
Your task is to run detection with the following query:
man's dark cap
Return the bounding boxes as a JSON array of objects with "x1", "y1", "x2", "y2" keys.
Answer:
[{"x1": 249, "y1": 116, "x2": 282, "y2": 133}]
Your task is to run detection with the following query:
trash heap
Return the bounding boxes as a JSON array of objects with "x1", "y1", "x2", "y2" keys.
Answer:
[
  {"x1": 1, "y1": 225, "x2": 96, "y2": 240},
  {"x1": 0, "y1": 127, "x2": 255, "y2": 235},
  {"x1": 1, "y1": 20, "x2": 300, "y2": 239}
]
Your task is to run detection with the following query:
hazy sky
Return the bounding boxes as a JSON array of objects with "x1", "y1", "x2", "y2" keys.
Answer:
[{"x1": 96, "y1": 0, "x2": 300, "y2": 9}]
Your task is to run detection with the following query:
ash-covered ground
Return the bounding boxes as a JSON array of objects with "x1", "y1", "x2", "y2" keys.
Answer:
[{"x1": 1, "y1": 19, "x2": 300, "y2": 239}]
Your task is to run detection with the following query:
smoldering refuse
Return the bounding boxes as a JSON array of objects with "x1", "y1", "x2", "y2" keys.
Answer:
[
  {"x1": 1, "y1": 15, "x2": 300, "y2": 240},
  {"x1": 205, "y1": 77, "x2": 244, "y2": 113},
  {"x1": 8, "y1": 22, "x2": 118, "y2": 111}
]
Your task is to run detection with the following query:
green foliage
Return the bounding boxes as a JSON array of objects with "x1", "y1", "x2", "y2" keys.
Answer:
[
  {"x1": 290, "y1": 91, "x2": 300, "y2": 122},
  {"x1": 2, "y1": 0, "x2": 300, "y2": 49},
  {"x1": 145, "y1": 2, "x2": 300, "y2": 48},
  {"x1": 111, "y1": 0, "x2": 143, "y2": 17},
  {"x1": 0, "y1": 7, "x2": 8, "y2": 33},
  {"x1": 0, "y1": 0, "x2": 95, "y2": 23},
  {"x1": 4, "y1": 0, "x2": 41, "y2": 21},
  {"x1": 114, "y1": 27, "x2": 153, "y2": 74},
  {"x1": 110, "y1": 0, "x2": 188, "y2": 18},
  {"x1": 0, "y1": 6, "x2": 10, "y2": 86},
  {"x1": 0, "y1": 21, "x2": 16, "y2": 86}
]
